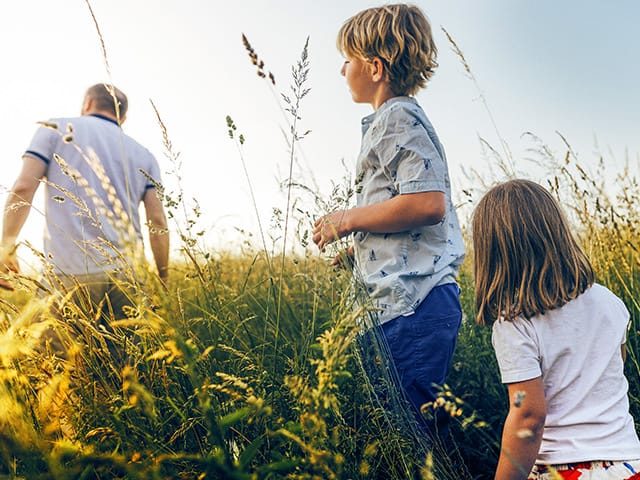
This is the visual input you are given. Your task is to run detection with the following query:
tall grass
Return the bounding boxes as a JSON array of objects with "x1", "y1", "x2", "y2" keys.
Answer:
[
  {"x1": 1, "y1": 152, "x2": 637, "y2": 479},
  {"x1": 0, "y1": 9, "x2": 637, "y2": 480}
]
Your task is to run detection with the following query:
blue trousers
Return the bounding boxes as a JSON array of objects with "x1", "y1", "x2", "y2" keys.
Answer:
[{"x1": 360, "y1": 283, "x2": 462, "y2": 438}]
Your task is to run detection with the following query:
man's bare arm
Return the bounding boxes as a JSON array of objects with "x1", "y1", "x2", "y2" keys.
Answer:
[
  {"x1": 143, "y1": 188, "x2": 169, "y2": 282},
  {"x1": 2, "y1": 155, "x2": 47, "y2": 248},
  {"x1": 0, "y1": 155, "x2": 46, "y2": 288}
]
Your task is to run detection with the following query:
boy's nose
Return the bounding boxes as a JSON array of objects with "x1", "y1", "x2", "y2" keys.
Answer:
[{"x1": 340, "y1": 63, "x2": 346, "y2": 76}]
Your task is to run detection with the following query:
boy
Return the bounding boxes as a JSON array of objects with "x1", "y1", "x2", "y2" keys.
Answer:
[{"x1": 312, "y1": 4, "x2": 465, "y2": 434}]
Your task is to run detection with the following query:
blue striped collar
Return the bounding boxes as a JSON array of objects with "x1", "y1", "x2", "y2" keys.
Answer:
[{"x1": 88, "y1": 113, "x2": 121, "y2": 127}]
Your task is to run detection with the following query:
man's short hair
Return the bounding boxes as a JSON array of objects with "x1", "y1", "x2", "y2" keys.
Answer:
[
  {"x1": 86, "y1": 84, "x2": 128, "y2": 119},
  {"x1": 337, "y1": 4, "x2": 438, "y2": 96}
]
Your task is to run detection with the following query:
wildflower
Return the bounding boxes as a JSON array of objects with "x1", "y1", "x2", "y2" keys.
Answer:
[
  {"x1": 241, "y1": 33, "x2": 276, "y2": 84},
  {"x1": 37, "y1": 120, "x2": 59, "y2": 130},
  {"x1": 420, "y1": 452, "x2": 435, "y2": 480},
  {"x1": 363, "y1": 442, "x2": 378, "y2": 457}
]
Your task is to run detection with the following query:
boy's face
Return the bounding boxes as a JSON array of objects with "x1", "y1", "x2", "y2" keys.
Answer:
[{"x1": 340, "y1": 55, "x2": 378, "y2": 104}]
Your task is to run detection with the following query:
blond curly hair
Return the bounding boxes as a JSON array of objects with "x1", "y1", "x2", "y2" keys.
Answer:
[{"x1": 337, "y1": 4, "x2": 438, "y2": 96}]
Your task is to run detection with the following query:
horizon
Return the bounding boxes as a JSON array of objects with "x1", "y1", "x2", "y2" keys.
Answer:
[{"x1": 1, "y1": 0, "x2": 638, "y2": 271}]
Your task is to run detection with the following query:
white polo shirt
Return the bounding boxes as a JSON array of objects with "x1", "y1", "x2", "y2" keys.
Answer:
[
  {"x1": 492, "y1": 283, "x2": 640, "y2": 464},
  {"x1": 24, "y1": 114, "x2": 161, "y2": 275}
]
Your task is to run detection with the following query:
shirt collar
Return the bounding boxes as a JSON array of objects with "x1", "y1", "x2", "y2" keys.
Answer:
[
  {"x1": 360, "y1": 95, "x2": 416, "y2": 126},
  {"x1": 88, "y1": 113, "x2": 121, "y2": 127}
]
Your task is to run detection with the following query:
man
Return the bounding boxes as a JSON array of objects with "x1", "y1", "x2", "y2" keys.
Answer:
[{"x1": 0, "y1": 84, "x2": 169, "y2": 322}]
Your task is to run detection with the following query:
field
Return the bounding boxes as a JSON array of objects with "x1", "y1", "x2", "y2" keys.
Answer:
[
  {"x1": 0, "y1": 139, "x2": 638, "y2": 480},
  {"x1": 0, "y1": 13, "x2": 639, "y2": 480}
]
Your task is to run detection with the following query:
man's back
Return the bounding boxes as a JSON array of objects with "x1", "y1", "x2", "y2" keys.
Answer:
[{"x1": 25, "y1": 114, "x2": 161, "y2": 275}]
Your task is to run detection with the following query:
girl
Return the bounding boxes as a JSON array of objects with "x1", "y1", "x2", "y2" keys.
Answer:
[{"x1": 473, "y1": 179, "x2": 640, "y2": 480}]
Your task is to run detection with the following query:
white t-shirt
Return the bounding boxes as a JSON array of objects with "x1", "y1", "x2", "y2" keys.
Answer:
[
  {"x1": 492, "y1": 283, "x2": 640, "y2": 464},
  {"x1": 24, "y1": 114, "x2": 161, "y2": 275}
]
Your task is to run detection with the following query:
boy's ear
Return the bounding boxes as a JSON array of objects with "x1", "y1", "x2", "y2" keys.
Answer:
[{"x1": 370, "y1": 57, "x2": 386, "y2": 82}]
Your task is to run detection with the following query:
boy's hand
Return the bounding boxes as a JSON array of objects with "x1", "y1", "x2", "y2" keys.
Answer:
[
  {"x1": 313, "y1": 210, "x2": 352, "y2": 251},
  {"x1": 332, "y1": 245, "x2": 355, "y2": 269}
]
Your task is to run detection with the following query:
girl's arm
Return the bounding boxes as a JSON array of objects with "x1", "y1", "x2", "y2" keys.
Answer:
[{"x1": 495, "y1": 377, "x2": 546, "y2": 480}]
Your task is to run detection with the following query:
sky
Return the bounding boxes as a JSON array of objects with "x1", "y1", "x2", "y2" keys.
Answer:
[{"x1": 1, "y1": 0, "x2": 638, "y2": 268}]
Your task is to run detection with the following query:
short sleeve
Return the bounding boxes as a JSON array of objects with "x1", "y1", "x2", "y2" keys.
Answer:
[
  {"x1": 615, "y1": 296, "x2": 631, "y2": 345},
  {"x1": 24, "y1": 123, "x2": 58, "y2": 166},
  {"x1": 143, "y1": 152, "x2": 162, "y2": 191},
  {"x1": 372, "y1": 105, "x2": 446, "y2": 194},
  {"x1": 492, "y1": 318, "x2": 542, "y2": 384}
]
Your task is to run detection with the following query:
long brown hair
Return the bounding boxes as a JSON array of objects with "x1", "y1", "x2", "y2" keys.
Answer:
[{"x1": 473, "y1": 179, "x2": 594, "y2": 325}]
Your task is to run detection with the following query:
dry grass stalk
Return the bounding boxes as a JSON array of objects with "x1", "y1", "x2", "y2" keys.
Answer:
[{"x1": 242, "y1": 33, "x2": 276, "y2": 85}]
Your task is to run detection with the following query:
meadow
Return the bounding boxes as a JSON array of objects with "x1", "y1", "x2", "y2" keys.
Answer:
[{"x1": 0, "y1": 18, "x2": 638, "y2": 480}]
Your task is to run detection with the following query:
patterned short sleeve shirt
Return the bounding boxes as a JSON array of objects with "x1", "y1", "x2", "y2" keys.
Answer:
[{"x1": 354, "y1": 96, "x2": 465, "y2": 324}]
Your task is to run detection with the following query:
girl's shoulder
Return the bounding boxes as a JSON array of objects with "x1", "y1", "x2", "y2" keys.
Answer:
[
  {"x1": 490, "y1": 283, "x2": 628, "y2": 327},
  {"x1": 523, "y1": 283, "x2": 629, "y2": 343},
  {"x1": 573, "y1": 283, "x2": 629, "y2": 319},
  {"x1": 491, "y1": 283, "x2": 628, "y2": 336}
]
